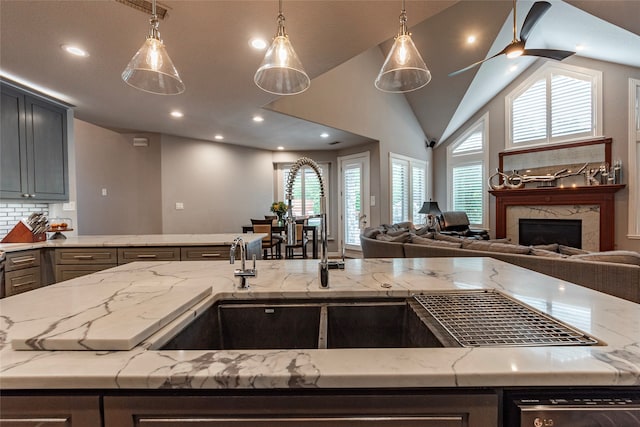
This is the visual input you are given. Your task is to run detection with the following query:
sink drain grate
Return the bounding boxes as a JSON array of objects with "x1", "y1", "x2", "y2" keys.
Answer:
[{"x1": 413, "y1": 291, "x2": 598, "y2": 347}]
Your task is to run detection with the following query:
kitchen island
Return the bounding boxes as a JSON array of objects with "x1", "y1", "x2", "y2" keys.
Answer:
[{"x1": 1, "y1": 257, "x2": 638, "y2": 426}]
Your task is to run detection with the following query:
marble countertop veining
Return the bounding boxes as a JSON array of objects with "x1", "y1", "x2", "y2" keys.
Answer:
[
  {"x1": 0, "y1": 233, "x2": 265, "y2": 252},
  {"x1": 0, "y1": 257, "x2": 639, "y2": 390}
]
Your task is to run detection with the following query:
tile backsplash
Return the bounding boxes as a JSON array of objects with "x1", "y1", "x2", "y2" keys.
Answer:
[{"x1": 0, "y1": 202, "x2": 50, "y2": 237}]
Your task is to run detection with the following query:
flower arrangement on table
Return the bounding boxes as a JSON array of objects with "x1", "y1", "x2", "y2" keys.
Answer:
[{"x1": 270, "y1": 201, "x2": 288, "y2": 222}]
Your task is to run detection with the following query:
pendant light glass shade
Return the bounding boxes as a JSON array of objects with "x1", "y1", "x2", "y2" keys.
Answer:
[
  {"x1": 122, "y1": 1, "x2": 185, "y2": 95},
  {"x1": 254, "y1": 1, "x2": 310, "y2": 95},
  {"x1": 375, "y1": 2, "x2": 431, "y2": 93}
]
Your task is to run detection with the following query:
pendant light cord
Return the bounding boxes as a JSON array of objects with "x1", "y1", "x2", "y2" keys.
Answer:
[
  {"x1": 512, "y1": 0, "x2": 518, "y2": 42},
  {"x1": 276, "y1": 0, "x2": 286, "y2": 37},
  {"x1": 398, "y1": 0, "x2": 408, "y2": 36},
  {"x1": 148, "y1": 0, "x2": 161, "y2": 40}
]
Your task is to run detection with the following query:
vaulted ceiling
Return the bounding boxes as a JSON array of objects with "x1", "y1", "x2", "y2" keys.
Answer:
[{"x1": 1, "y1": 1, "x2": 638, "y2": 151}]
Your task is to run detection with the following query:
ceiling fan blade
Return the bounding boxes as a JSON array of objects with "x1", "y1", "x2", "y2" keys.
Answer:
[
  {"x1": 520, "y1": 1, "x2": 552, "y2": 43},
  {"x1": 448, "y1": 49, "x2": 506, "y2": 77},
  {"x1": 523, "y1": 48, "x2": 576, "y2": 61}
]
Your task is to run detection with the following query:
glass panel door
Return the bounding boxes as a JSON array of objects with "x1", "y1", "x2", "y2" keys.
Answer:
[{"x1": 338, "y1": 153, "x2": 370, "y2": 252}]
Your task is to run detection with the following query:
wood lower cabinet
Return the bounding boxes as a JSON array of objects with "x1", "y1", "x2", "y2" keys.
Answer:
[
  {"x1": 118, "y1": 247, "x2": 181, "y2": 264},
  {"x1": 4, "y1": 249, "x2": 41, "y2": 297},
  {"x1": 104, "y1": 392, "x2": 498, "y2": 427},
  {"x1": 0, "y1": 395, "x2": 101, "y2": 426},
  {"x1": 54, "y1": 248, "x2": 117, "y2": 282}
]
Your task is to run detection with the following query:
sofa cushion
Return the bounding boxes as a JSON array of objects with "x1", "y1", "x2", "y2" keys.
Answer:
[
  {"x1": 558, "y1": 245, "x2": 590, "y2": 255},
  {"x1": 462, "y1": 239, "x2": 531, "y2": 254},
  {"x1": 533, "y1": 243, "x2": 559, "y2": 252},
  {"x1": 415, "y1": 227, "x2": 433, "y2": 237},
  {"x1": 411, "y1": 235, "x2": 462, "y2": 248},
  {"x1": 376, "y1": 231, "x2": 411, "y2": 243},
  {"x1": 572, "y1": 250, "x2": 640, "y2": 266},
  {"x1": 530, "y1": 248, "x2": 567, "y2": 258}
]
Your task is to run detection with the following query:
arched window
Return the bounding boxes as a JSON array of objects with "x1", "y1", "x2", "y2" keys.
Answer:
[{"x1": 506, "y1": 63, "x2": 602, "y2": 148}]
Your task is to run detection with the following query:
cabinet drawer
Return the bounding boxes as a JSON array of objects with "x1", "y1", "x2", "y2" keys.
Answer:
[
  {"x1": 5, "y1": 266, "x2": 41, "y2": 296},
  {"x1": 118, "y1": 247, "x2": 180, "y2": 264},
  {"x1": 181, "y1": 246, "x2": 232, "y2": 261},
  {"x1": 55, "y1": 264, "x2": 116, "y2": 283},
  {"x1": 5, "y1": 249, "x2": 40, "y2": 271},
  {"x1": 55, "y1": 248, "x2": 118, "y2": 265}
]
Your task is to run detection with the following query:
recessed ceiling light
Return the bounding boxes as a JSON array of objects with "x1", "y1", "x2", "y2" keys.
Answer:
[
  {"x1": 466, "y1": 35, "x2": 477, "y2": 44},
  {"x1": 575, "y1": 44, "x2": 586, "y2": 51},
  {"x1": 509, "y1": 65, "x2": 518, "y2": 72},
  {"x1": 277, "y1": 146, "x2": 284, "y2": 150},
  {"x1": 170, "y1": 111, "x2": 184, "y2": 118},
  {"x1": 320, "y1": 132, "x2": 329, "y2": 138},
  {"x1": 249, "y1": 38, "x2": 268, "y2": 50},
  {"x1": 252, "y1": 115, "x2": 264, "y2": 122},
  {"x1": 61, "y1": 44, "x2": 89, "y2": 57},
  {"x1": 214, "y1": 134, "x2": 224, "y2": 140}
]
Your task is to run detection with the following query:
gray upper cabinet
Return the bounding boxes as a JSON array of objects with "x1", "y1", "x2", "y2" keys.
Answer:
[{"x1": 0, "y1": 82, "x2": 69, "y2": 201}]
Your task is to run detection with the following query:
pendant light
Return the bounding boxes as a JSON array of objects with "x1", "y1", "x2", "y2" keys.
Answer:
[
  {"x1": 375, "y1": 0, "x2": 431, "y2": 93},
  {"x1": 254, "y1": 0, "x2": 310, "y2": 95},
  {"x1": 122, "y1": 0, "x2": 185, "y2": 95}
]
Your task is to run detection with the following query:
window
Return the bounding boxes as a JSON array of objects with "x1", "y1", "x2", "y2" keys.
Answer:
[
  {"x1": 276, "y1": 163, "x2": 330, "y2": 231},
  {"x1": 506, "y1": 63, "x2": 602, "y2": 148},
  {"x1": 447, "y1": 114, "x2": 488, "y2": 227},
  {"x1": 389, "y1": 153, "x2": 426, "y2": 225}
]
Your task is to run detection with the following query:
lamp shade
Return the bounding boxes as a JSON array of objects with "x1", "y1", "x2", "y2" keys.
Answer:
[
  {"x1": 418, "y1": 201, "x2": 441, "y2": 216},
  {"x1": 254, "y1": 34, "x2": 310, "y2": 95},
  {"x1": 375, "y1": 34, "x2": 431, "y2": 93},
  {"x1": 122, "y1": 37, "x2": 185, "y2": 95}
]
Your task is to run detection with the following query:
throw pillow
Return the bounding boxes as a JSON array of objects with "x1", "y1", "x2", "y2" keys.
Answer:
[
  {"x1": 411, "y1": 235, "x2": 462, "y2": 248},
  {"x1": 362, "y1": 227, "x2": 382, "y2": 238},
  {"x1": 558, "y1": 245, "x2": 590, "y2": 256},
  {"x1": 530, "y1": 248, "x2": 567, "y2": 258},
  {"x1": 571, "y1": 250, "x2": 640, "y2": 266},
  {"x1": 376, "y1": 232, "x2": 411, "y2": 243},
  {"x1": 415, "y1": 227, "x2": 433, "y2": 237},
  {"x1": 533, "y1": 243, "x2": 559, "y2": 252}
]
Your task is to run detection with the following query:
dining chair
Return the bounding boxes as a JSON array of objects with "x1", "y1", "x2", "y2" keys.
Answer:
[
  {"x1": 251, "y1": 218, "x2": 281, "y2": 259},
  {"x1": 285, "y1": 220, "x2": 308, "y2": 259}
]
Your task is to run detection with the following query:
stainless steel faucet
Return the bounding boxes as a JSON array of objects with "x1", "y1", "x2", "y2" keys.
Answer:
[
  {"x1": 285, "y1": 157, "x2": 344, "y2": 288},
  {"x1": 230, "y1": 236, "x2": 256, "y2": 289}
]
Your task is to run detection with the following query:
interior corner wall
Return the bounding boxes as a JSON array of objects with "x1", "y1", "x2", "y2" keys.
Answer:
[
  {"x1": 74, "y1": 119, "x2": 162, "y2": 235},
  {"x1": 268, "y1": 46, "x2": 428, "y2": 226},
  {"x1": 434, "y1": 56, "x2": 640, "y2": 251},
  {"x1": 160, "y1": 135, "x2": 274, "y2": 234}
]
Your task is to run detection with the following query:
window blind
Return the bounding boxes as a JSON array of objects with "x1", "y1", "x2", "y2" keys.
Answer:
[
  {"x1": 411, "y1": 164, "x2": 426, "y2": 225},
  {"x1": 452, "y1": 163, "x2": 483, "y2": 224},
  {"x1": 551, "y1": 74, "x2": 592, "y2": 138},
  {"x1": 512, "y1": 79, "x2": 547, "y2": 144},
  {"x1": 343, "y1": 165, "x2": 362, "y2": 246},
  {"x1": 391, "y1": 159, "x2": 409, "y2": 224}
]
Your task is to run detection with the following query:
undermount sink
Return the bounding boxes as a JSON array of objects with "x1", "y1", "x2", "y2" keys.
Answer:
[
  {"x1": 160, "y1": 298, "x2": 449, "y2": 350},
  {"x1": 160, "y1": 291, "x2": 601, "y2": 351}
]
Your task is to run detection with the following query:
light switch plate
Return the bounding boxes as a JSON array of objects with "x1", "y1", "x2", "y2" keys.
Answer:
[
  {"x1": 370, "y1": 196, "x2": 376, "y2": 206},
  {"x1": 175, "y1": 202, "x2": 184, "y2": 210}
]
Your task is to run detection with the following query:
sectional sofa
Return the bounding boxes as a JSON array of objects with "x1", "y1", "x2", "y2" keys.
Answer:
[{"x1": 361, "y1": 225, "x2": 640, "y2": 304}]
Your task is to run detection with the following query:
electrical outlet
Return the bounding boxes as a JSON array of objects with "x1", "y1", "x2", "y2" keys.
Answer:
[
  {"x1": 370, "y1": 196, "x2": 376, "y2": 206},
  {"x1": 101, "y1": 188, "x2": 108, "y2": 196},
  {"x1": 175, "y1": 202, "x2": 184, "y2": 210}
]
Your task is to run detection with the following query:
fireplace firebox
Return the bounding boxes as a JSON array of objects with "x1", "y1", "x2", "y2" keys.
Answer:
[{"x1": 519, "y1": 219, "x2": 582, "y2": 248}]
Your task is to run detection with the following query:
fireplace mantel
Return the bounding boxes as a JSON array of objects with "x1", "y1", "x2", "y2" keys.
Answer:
[{"x1": 489, "y1": 184, "x2": 625, "y2": 251}]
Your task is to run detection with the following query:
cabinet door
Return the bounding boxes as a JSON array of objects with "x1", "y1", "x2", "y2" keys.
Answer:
[
  {"x1": 0, "y1": 395, "x2": 101, "y2": 426},
  {"x1": 105, "y1": 393, "x2": 498, "y2": 427},
  {"x1": 0, "y1": 85, "x2": 28, "y2": 198},
  {"x1": 25, "y1": 95, "x2": 68, "y2": 200}
]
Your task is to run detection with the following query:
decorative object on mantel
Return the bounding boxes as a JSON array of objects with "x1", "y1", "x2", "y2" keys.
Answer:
[
  {"x1": 1, "y1": 213, "x2": 48, "y2": 243},
  {"x1": 270, "y1": 201, "x2": 287, "y2": 226},
  {"x1": 488, "y1": 164, "x2": 589, "y2": 190}
]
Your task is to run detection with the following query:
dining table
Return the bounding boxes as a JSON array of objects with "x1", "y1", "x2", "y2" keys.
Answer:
[{"x1": 242, "y1": 224, "x2": 318, "y2": 259}]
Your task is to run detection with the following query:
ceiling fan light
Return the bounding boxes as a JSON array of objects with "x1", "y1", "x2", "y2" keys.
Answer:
[{"x1": 375, "y1": 34, "x2": 431, "y2": 93}]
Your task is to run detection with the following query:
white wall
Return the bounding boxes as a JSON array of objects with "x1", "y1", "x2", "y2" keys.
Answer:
[{"x1": 160, "y1": 135, "x2": 274, "y2": 234}]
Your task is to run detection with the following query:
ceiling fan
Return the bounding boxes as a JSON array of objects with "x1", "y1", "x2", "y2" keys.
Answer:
[{"x1": 449, "y1": 0, "x2": 575, "y2": 77}]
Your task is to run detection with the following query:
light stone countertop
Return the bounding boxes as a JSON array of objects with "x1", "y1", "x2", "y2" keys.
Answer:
[
  {"x1": 0, "y1": 233, "x2": 265, "y2": 252},
  {"x1": 0, "y1": 257, "x2": 639, "y2": 390}
]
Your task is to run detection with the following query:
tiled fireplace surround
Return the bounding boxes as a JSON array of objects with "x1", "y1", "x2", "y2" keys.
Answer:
[{"x1": 490, "y1": 185, "x2": 625, "y2": 252}]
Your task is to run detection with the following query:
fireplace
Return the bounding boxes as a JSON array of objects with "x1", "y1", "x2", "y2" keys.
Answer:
[{"x1": 519, "y1": 219, "x2": 582, "y2": 248}]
